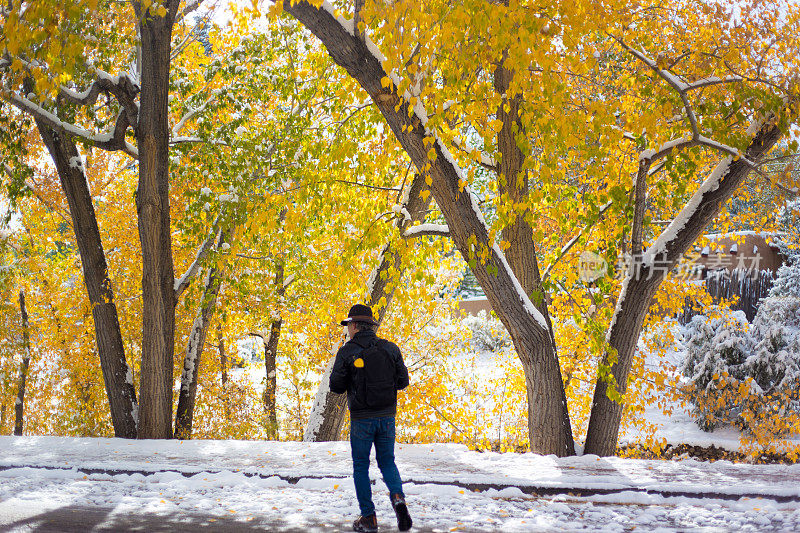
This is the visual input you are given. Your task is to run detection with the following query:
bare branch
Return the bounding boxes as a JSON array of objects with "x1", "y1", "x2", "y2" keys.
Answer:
[
  {"x1": 335, "y1": 179, "x2": 401, "y2": 192},
  {"x1": 174, "y1": 215, "x2": 223, "y2": 300},
  {"x1": 542, "y1": 201, "x2": 613, "y2": 281}
]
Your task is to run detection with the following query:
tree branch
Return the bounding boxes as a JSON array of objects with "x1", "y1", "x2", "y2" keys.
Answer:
[
  {"x1": 614, "y1": 37, "x2": 700, "y2": 138},
  {"x1": 172, "y1": 94, "x2": 216, "y2": 137},
  {"x1": 174, "y1": 216, "x2": 223, "y2": 300},
  {"x1": 630, "y1": 159, "x2": 650, "y2": 257},
  {"x1": 643, "y1": 109, "x2": 790, "y2": 269},
  {"x1": 402, "y1": 223, "x2": 450, "y2": 238},
  {"x1": 59, "y1": 70, "x2": 139, "y2": 126},
  {"x1": 3, "y1": 92, "x2": 138, "y2": 157},
  {"x1": 334, "y1": 179, "x2": 401, "y2": 192},
  {"x1": 615, "y1": 38, "x2": 767, "y2": 173},
  {"x1": 542, "y1": 200, "x2": 613, "y2": 281}
]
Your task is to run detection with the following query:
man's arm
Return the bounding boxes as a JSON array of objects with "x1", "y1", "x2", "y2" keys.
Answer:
[
  {"x1": 329, "y1": 346, "x2": 350, "y2": 394},
  {"x1": 393, "y1": 345, "x2": 409, "y2": 390}
]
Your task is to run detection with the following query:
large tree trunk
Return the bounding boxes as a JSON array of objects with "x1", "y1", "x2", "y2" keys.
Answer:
[
  {"x1": 584, "y1": 117, "x2": 786, "y2": 456},
  {"x1": 286, "y1": 1, "x2": 574, "y2": 455},
  {"x1": 34, "y1": 121, "x2": 138, "y2": 439},
  {"x1": 174, "y1": 232, "x2": 224, "y2": 439},
  {"x1": 303, "y1": 172, "x2": 431, "y2": 442},
  {"x1": 135, "y1": 1, "x2": 178, "y2": 439},
  {"x1": 14, "y1": 292, "x2": 31, "y2": 436},
  {"x1": 494, "y1": 62, "x2": 572, "y2": 452}
]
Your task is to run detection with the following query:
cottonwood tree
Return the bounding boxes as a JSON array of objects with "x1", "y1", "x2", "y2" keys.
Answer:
[
  {"x1": 278, "y1": 0, "x2": 799, "y2": 455},
  {"x1": 580, "y1": 26, "x2": 800, "y2": 455}
]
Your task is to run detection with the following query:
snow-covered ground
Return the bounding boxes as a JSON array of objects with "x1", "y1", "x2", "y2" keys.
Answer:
[{"x1": 2, "y1": 436, "x2": 799, "y2": 531}]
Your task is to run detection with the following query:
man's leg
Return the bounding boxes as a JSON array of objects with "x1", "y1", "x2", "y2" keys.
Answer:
[
  {"x1": 373, "y1": 417, "x2": 403, "y2": 494},
  {"x1": 374, "y1": 417, "x2": 412, "y2": 531},
  {"x1": 350, "y1": 418, "x2": 376, "y2": 517}
]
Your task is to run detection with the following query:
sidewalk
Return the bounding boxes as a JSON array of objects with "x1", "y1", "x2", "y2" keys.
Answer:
[{"x1": 2, "y1": 436, "x2": 799, "y2": 500}]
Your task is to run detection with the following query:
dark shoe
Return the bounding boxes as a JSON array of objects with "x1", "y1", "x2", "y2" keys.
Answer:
[
  {"x1": 390, "y1": 493, "x2": 412, "y2": 531},
  {"x1": 353, "y1": 514, "x2": 378, "y2": 533}
]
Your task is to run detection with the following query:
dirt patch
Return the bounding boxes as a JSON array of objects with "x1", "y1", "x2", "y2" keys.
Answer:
[{"x1": 618, "y1": 443, "x2": 798, "y2": 464}]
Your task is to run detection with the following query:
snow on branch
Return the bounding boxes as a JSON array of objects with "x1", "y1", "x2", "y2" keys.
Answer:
[
  {"x1": 452, "y1": 137, "x2": 497, "y2": 171},
  {"x1": 616, "y1": 38, "x2": 760, "y2": 171},
  {"x1": 6, "y1": 56, "x2": 140, "y2": 121},
  {"x1": 685, "y1": 75, "x2": 744, "y2": 91},
  {"x1": 4, "y1": 92, "x2": 137, "y2": 157},
  {"x1": 59, "y1": 69, "x2": 139, "y2": 117},
  {"x1": 1, "y1": 60, "x2": 139, "y2": 157},
  {"x1": 403, "y1": 223, "x2": 450, "y2": 238},
  {"x1": 283, "y1": 273, "x2": 297, "y2": 290},
  {"x1": 616, "y1": 38, "x2": 689, "y2": 92},
  {"x1": 641, "y1": 113, "x2": 774, "y2": 267},
  {"x1": 174, "y1": 216, "x2": 223, "y2": 299},
  {"x1": 172, "y1": 95, "x2": 216, "y2": 137}
]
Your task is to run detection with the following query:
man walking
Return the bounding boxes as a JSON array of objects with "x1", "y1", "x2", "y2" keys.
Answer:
[{"x1": 330, "y1": 304, "x2": 413, "y2": 532}]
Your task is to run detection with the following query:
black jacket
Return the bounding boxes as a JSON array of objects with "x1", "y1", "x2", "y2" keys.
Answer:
[{"x1": 329, "y1": 329, "x2": 409, "y2": 420}]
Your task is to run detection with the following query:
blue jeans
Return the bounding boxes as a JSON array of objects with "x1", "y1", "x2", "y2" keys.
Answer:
[{"x1": 350, "y1": 416, "x2": 404, "y2": 517}]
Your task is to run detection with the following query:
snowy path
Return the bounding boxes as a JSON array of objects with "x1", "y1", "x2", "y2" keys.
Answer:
[{"x1": 1, "y1": 437, "x2": 799, "y2": 532}]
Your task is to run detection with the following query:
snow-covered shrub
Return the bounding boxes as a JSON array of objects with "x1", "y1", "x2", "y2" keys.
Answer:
[
  {"x1": 680, "y1": 312, "x2": 751, "y2": 430},
  {"x1": 680, "y1": 295, "x2": 800, "y2": 433},
  {"x1": 771, "y1": 199, "x2": 800, "y2": 299},
  {"x1": 681, "y1": 313, "x2": 750, "y2": 388},
  {"x1": 769, "y1": 262, "x2": 800, "y2": 298},
  {"x1": 745, "y1": 296, "x2": 800, "y2": 396},
  {"x1": 460, "y1": 311, "x2": 511, "y2": 352}
]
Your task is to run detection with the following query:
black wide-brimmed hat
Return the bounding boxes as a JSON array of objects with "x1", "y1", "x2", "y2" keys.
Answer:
[{"x1": 340, "y1": 303, "x2": 378, "y2": 326}]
